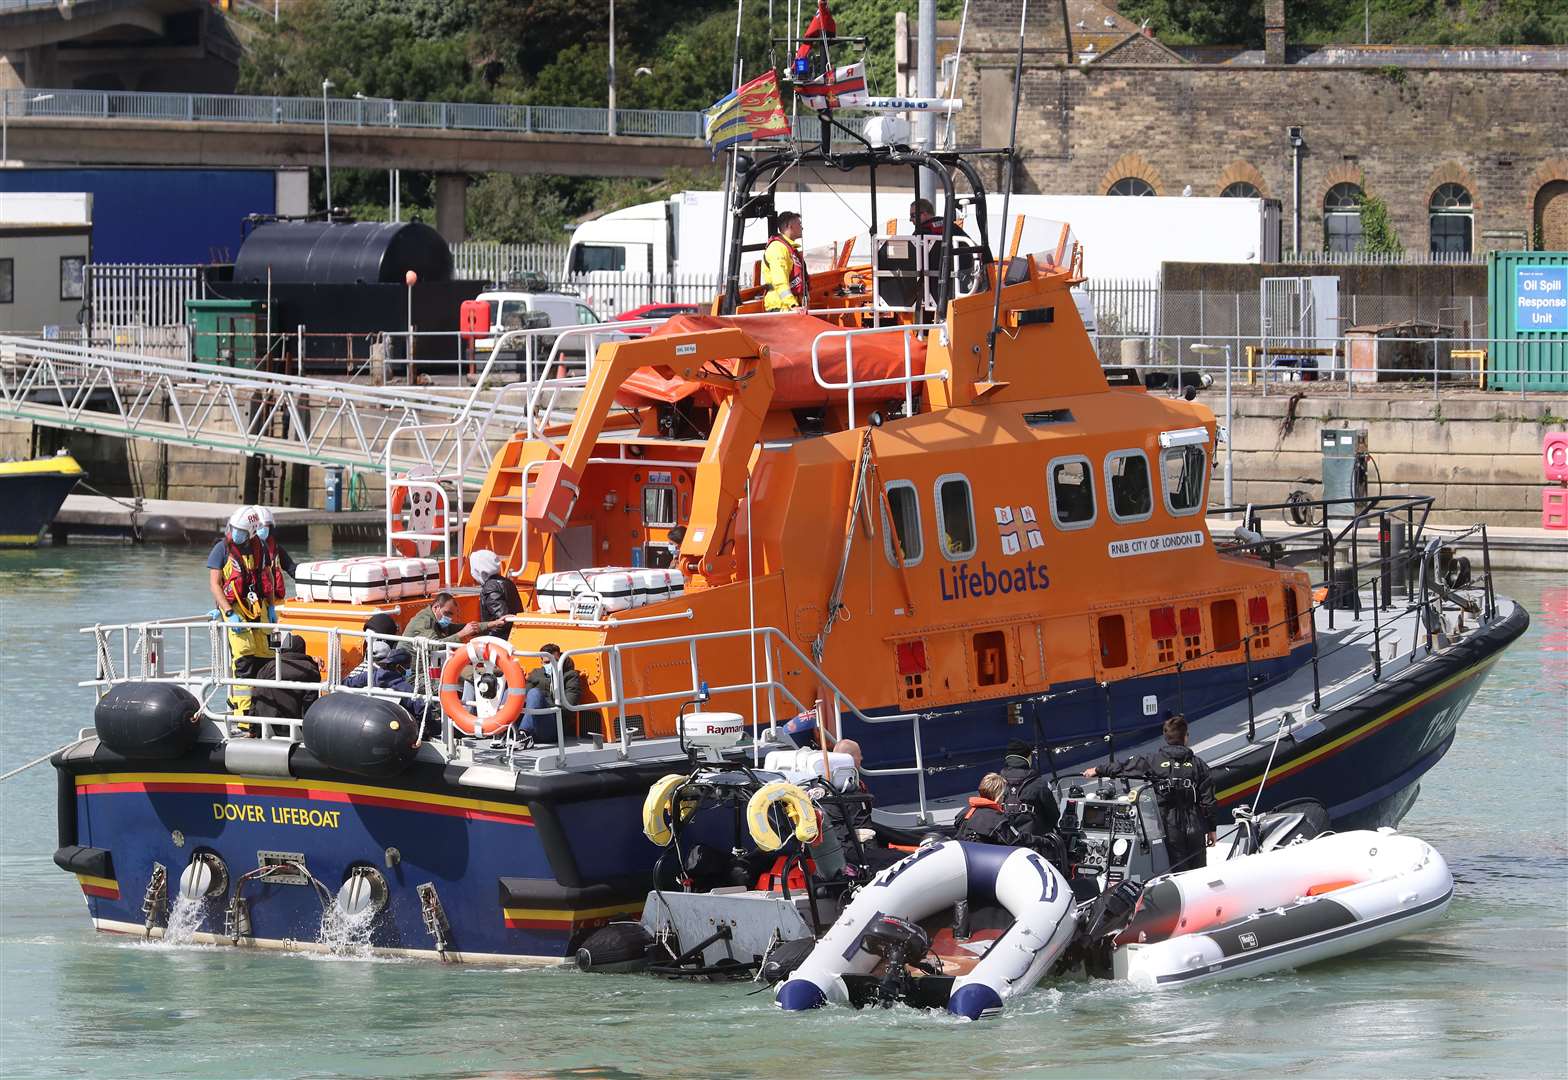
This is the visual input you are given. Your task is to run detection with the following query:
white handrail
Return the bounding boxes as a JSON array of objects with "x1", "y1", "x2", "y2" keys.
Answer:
[{"x1": 808, "y1": 323, "x2": 949, "y2": 429}]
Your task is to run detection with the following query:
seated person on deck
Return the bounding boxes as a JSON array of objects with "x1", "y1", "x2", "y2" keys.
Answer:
[
  {"x1": 402, "y1": 591, "x2": 475, "y2": 642},
  {"x1": 522, "y1": 643, "x2": 581, "y2": 746}
]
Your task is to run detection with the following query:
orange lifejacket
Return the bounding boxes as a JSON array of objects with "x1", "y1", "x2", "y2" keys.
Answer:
[
  {"x1": 220, "y1": 539, "x2": 267, "y2": 620},
  {"x1": 259, "y1": 535, "x2": 286, "y2": 600}
]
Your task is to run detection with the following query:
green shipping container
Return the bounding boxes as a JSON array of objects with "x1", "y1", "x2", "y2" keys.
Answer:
[
  {"x1": 186, "y1": 298, "x2": 271, "y2": 368},
  {"x1": 1487, "y1": 250, "x2": 1568, "y2": 391}
]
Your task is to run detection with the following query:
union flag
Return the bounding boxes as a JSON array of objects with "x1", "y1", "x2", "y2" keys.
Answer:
[{"x1": 704, "y1": 71, "x2": 792, "y2": 153}]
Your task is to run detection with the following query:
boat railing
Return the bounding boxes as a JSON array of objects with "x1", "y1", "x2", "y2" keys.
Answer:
[
  {"x1": 79, "y1": 616, "x2": 562, "y2": 747},
  {"x1": 384, "y1": 421, "x2": 468, "y2": 586},
  {"x1": 76, "y1": 615, "x2": 939, "y2": 819},
  {"x1": 554, "y1": 622, "x2": 934, "y2": 818},
  {"x1": 808, "y1": 322, "x2": 948, "y2": 430}
]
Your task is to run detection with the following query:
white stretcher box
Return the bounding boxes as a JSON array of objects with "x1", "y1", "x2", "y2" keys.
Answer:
[
  {"x1": 292, "y1": 556, "x2": 440, "y2": 604},
  {"x1": 536, "y1": 565, "x2": 687, "y2": 616},
  {"x1": 763, "y1": 749, "x2": 860, "y2": 791}
]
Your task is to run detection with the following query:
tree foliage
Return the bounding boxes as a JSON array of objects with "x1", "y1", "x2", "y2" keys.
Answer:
[{"x1": 1116, "y1": 0, "x2": 1568, "y2": 46}]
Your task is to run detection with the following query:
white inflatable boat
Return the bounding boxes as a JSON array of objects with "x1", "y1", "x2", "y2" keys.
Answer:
[
  {"x1": 776, "y1": 840, "x2": 1077, "y2": 1020},
  {"x1": 1111, "y1": 827, "x2": 1453, "y2": 988}
]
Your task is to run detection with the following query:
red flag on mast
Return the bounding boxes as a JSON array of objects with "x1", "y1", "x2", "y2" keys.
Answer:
[{"x1": 795, "y1": 0, "x2": 837, "y2": 63}]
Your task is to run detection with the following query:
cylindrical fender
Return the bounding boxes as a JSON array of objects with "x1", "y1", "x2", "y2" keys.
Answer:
[
  {"x1": 947, "y1": 846, "x2": 1076, "y2": 1021},
  {"x1": 642, "y1": 773, "x2": 698, "y2": 847},
  {"x1": 746, "y1": 781, "x2": 820, "y2": 851}
]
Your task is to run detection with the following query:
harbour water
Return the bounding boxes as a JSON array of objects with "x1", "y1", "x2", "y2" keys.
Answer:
[{"x1": 1, "y1": 545, "x2": 1564, "y2": 1078}]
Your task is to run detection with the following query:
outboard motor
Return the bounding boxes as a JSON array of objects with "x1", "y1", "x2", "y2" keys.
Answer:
[
  {"x1": 302, "y1": 693, "x2": 420, "y2": 778},
  {"x1": 94, "y1": 683, "x2": 202, "y2": 759},
  {"x1": 858, "y1": 915, "x2": 931, "y2": 1008}
]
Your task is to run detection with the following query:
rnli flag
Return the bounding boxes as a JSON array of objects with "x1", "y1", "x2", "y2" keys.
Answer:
[
  {"x1": 704, "y1": 71, "x2": 792, "y2": 153},
  {"x1": 796, "y1": 62, "x2": 868, "y2": 112}
]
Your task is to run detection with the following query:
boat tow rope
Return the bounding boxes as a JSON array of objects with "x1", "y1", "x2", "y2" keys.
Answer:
[
  {"x1": 811, "y1": 427, "x2": 913, "y2": 667},
  {"x1": 1248, "y1": 716, "x2": 1290, "y2": 815},
  {"x1": 0, "y1": 737, "x2": 88, "y2": 783}
]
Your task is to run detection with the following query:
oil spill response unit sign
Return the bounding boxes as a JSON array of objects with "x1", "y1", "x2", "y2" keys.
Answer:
[
  {"x1": 1108, "y1": 530, "x2": 1207, "y2": 558},
  {"x1": 1516, "y1": 266, "x2": 1568, "y2": 331}
]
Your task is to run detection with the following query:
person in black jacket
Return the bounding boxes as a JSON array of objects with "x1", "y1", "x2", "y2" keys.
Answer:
[
  {"x1": 955, "y1": 773, "x2": 1031, "y2": 846},
  {"x1": 469, "y1": 549, "x2": 522, "y2": 637},
  {"x1": 1000, "y1": 739, "x2": 1061, "y2": 835},
  {"x1": 1084, "y1": 714, "x2": 1218, "y2": 874},
  {"x1": 249, "y1": 633, "x2": 322, "y2": 733}
]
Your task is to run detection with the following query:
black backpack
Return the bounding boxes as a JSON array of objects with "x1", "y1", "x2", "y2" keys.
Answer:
[{"x1": 1000, "y1": 764, "x2": 1039, "y2": 817}]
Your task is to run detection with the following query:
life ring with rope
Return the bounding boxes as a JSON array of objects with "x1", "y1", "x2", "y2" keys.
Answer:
[
  {"x1": 390, "y1": 480, "x2": 445, "y2": 558},
  {"x1": 438, "y1": 636, "x2": 526, "y2": 737}
]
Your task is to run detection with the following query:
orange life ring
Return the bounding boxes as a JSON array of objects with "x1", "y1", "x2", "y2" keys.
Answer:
[
  {"x1": 390, "y1": 482, "x2": 445, "y2": 559},
  {"x1": 439, "y1": 637, "x2": 526, "y2": 737}
]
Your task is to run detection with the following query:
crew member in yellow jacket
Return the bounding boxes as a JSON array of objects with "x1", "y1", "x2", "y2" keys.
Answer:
[{"x1": 762, "y1": 211, "x2": 809, "y2": 311}]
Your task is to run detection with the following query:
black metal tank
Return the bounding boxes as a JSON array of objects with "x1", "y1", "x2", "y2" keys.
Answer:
[{"x1": 233, "y1": 220, "x2": 453, "y2": 285}]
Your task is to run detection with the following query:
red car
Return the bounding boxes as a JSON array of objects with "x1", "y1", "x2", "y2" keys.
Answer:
[{"x1": 616, "y1": 303, "x2": 703, "y2": 335}]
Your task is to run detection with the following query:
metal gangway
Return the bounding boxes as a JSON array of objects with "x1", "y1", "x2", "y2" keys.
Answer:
[{"x1": 0, "y1": 325, "x2": 634, "y2": 486}]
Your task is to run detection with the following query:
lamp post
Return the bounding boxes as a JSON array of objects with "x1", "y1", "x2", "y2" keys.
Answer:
[
  {"x1": 355, "y1": 93, "x2": 400, "y2": 221},
  {"x1": 321, "y1": 78, "x2": 334, "y2": 213},
  {"x1": 3, "y1": 92, "x2": 53, "y2": 167},
  {"x1": 607, "y1": 0, "x2": 617, "y2": 137},
  {"x1": 1192, "y1": 343, "x2": 1234, "y2": 516}
]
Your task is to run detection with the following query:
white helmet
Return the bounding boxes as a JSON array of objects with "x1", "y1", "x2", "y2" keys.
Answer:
[
  {"x1": 227, "y1": 505, "x2": 263, "y2": 537},
  {"x1": 251, "y1": 505, "x2": 275, "y2": 526}
]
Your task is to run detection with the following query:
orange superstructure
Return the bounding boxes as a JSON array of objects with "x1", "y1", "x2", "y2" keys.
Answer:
[{"x1": 458, "y1": 240, "x2": 1311, "y2": 767}]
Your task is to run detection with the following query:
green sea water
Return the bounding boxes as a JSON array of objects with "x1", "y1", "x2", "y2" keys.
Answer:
[{"x1": 2, "y1": 545, "x2": 1565, "y2": 1079}]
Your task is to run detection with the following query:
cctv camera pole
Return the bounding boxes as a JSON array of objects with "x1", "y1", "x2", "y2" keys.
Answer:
[
  {"x1": 322, "y1": 78, "x2": 334, "y2": 213},
  {"x1": 608, "y1": 0, "x2": 617, "y2": 137}
]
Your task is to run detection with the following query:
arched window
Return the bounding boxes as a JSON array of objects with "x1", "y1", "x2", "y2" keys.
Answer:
[
  {"x1": 1429, "y1": 183, "x2": 1473, "y2": 256},
  {"x1": 1323, "y1": 182, "x2": 1364, "y2": 254},
  {"x1": 1107, "y1": 177, "x2": 1155, "y2": 197},
  {"x1": 1221, "y1": 181, "x2": 1262, "y2": 199}
]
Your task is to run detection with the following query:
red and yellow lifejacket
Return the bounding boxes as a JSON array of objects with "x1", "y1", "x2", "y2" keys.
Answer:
[
  {"x1": 220, "y1": 540, "x2": 268, "y2": 620},
  {"x1": 259, "y1": 536, "x2": 286, "y2": 600}
]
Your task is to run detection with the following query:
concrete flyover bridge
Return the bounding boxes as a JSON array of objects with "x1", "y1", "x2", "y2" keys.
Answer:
[
  {"x1": 0, "y1": 86, "x2": 720, "y2": 179},
  {"x1": 0, "y1": 333, "x2": 542, "y2": 487}
]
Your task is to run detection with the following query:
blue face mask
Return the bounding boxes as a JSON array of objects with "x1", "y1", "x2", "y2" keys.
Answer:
[
  {"x1": 256, "y1": 526, "x2": 271, "y2": 541},
  {"x1": 436, "y1": 616, "x2": 453, "y2": 630},
  {"x1": 230, "y1": 528, "x2": 250, "y2": 544}
]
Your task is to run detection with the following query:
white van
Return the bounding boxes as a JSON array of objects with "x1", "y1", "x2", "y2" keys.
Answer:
[{"x1": 473, "y1": 289, "x2": 605, "y2": 372}]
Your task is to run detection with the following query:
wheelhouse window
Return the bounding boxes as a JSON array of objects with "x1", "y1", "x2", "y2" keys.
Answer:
[
  {"x1": 1048, "y1": 456, "x2": 1096, "y2": 529},
  {"x1": 642, "y1": 485, "x2": 677, "y2": 527},
  {"x1": 1161, "y1": 446, "x2": 1207, "y2": 516},
  {"x1": 1221, "y1": 181, "x2": 1262, "y2": 199},
  {"x1": 1323, "y1": 183, "x2": 1364, "y2": 254},
  {"x1": 881, "y1": 480, "x2": 924, "y2": 567},
  {"x1": 1107, "y1": 177, "x2": 1155, "y2": 197},
  {"x1": 1105, "y1": 450, "x2": 1153, "y2": 523},
  {"x1": 1429, "y1": 183, "x2": 1473, "y2": 256},
  {"x1": 935, "y1": 474, "x2": 976, "y2": 560}
]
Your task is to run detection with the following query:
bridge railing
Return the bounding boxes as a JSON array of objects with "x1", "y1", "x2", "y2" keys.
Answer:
[{"x1": 2, "y1": 88, "x2": 868, "y2": 143}]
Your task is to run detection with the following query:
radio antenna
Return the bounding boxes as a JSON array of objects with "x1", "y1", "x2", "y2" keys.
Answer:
[{"x1": 985, "y1": 0, "x2": 1028, "y2": 383}]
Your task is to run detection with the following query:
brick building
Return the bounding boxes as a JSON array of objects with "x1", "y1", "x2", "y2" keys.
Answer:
[{"x1": 951, "y1": 0, "x2": 1568, "y2": 255}]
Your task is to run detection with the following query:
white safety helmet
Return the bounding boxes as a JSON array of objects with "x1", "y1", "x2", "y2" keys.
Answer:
[
  {"x1": 251, "y1": 505, "x2": 275, "y2": 526},
  {"x1": 227, "y1": 505, "x2": 263, "y2": 540}
]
